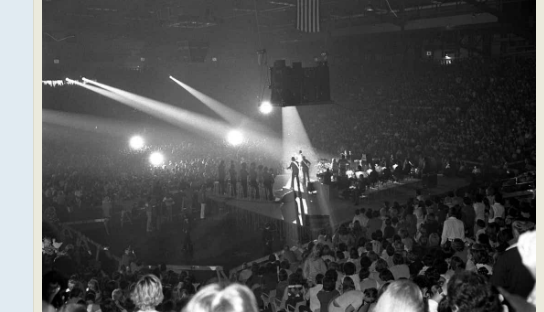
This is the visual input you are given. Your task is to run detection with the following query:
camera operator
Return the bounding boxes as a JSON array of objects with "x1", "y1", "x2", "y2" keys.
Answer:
[{"x1": 118, "y1": 247, "x2": 136, "y2": 272}]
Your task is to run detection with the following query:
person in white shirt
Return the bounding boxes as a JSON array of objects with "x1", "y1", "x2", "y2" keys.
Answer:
[
  {"x1": 305, "y1": 274, "x2": 324, "y2": 312},
  {"x1": 237, "y1": 263, "x2": 253, "y2": 283},
  {"x1": 388, "y1": 254, "x2": 410, "y2": 280},
  {"x1": 486, "y1": 187, "x2": 495, "y2": 206},
  {"x1": 441, "y1": 207, "x2": 465, "y2": 245},
  {"x1": 489, "y1": 194, "x2": 505, "y2": 223},
  {"x1": 329, "y1": 277, "x2": 364, "y2": 312},
  {"x1": 352, "y1": 209, "x2": 368, "y2": 228},
  {"x1": 342, "y1": 262, "x2": 361, "y2": 290},
  {"x1": 303, "y1": 246, "x2": 328, "y2": 284},
  {"x1": 473, "y1": 194, "x2": 486, "y2": 222}
]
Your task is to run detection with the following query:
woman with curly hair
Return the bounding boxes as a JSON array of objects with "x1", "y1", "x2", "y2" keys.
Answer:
[
  {"x1": 466, "y1": 244, "x2": 493, "y2": 277},
  {"x1": 440, "y1": 271, "x2": 501, "y2": 312},
  {"x1": 444, "y1": 256, "x2": 465, "y2": 281},
  {"x1": 130, "y1": 274, "x2": 164, "y2": 312}
]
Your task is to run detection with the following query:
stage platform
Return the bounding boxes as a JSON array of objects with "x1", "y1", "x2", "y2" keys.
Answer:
[{"x1": 209, "y1": 174, "x2": 470, "y2": 229}]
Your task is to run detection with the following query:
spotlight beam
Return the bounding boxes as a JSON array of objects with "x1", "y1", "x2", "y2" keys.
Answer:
[
  {"x1": 79, "y1": 78, "x2": 233, "y2": 140},
  {"x1": 80, "y1": 78, "x2": 285, "y2": 157},
  {"x1": 282, "y1": 106, "x2": 320, "y2": 172},
  {"x1": 169, "y1": 76, "x2": 247, "y2": 126},
  {"x1": 76, "y1": 78, "x2": 282, "y2": 157},
  {"x1": 169, "y1": 76, "x2": 275, "y2": 134}
]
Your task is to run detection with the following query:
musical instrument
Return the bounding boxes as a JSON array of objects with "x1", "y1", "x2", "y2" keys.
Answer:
[{"x1": 316, "y1": 160, "x2": 331, "y2": 174}]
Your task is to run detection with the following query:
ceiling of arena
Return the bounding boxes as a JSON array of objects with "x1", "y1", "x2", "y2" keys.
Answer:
[{"x1": 42, "y1": 0, "x2": 534, "y2": 66}]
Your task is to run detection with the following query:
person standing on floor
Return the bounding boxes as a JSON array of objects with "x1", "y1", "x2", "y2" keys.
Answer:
[
  {"x1": 217, "y1": 160, "x2": 226, "y2": 195},
  {"x1": 263, "y1": 167, "x2": 275, "y2": 201},
  {"x1": 240, "y1": 162, "x2": 249, "y2": 198},
  {"x1": 229, "y1": 161, "x2": 237, "y2": 197},
  {"x1": 162, "y1": 195, "x2": 175, "y2": 223},
  {"x1": 145, "y1": 197, "x2": 153, "y2": 234},
  {"x1": 199, "y1": 185, "x2": 207, "y2": 219},
  {"x1": 249, "y1": 162, "x2": 260, "y2": 199}
]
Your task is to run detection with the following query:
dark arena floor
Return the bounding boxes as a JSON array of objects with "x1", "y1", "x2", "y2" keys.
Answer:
[{"x1": 74, "y1": 174, "x2": 469, "y2": 271}]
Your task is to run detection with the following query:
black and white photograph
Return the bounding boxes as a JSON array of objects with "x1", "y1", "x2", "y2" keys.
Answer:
[{"x1": 41, "y1": 0, "x2": 536, "y2": 312}]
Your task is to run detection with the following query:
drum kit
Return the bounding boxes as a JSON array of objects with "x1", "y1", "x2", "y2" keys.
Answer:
[{"x1": 316, "y1": 158, "x2": 331, "y2": 174}]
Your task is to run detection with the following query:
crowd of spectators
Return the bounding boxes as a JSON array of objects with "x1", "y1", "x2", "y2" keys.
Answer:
[
  {"x1": 228, "y1": 183, "x2": 536, "y2": 312},
  {"x1": 42, "y1": 131, "x2": 286, "y2": 227},
  {"x1": 43, "y1": 56, "x2": 536, "y2": 226},
  {"x1": 43, "y1": 179, "x2": 537, "y2": 311},
  {"x1": 302, "y1": 56, "x2": 535, "y2": 173}
]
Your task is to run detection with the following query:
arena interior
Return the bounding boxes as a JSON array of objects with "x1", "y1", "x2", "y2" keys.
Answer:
[{"x1": 41, "y1": 1, "x2": 536, "y2": 312}]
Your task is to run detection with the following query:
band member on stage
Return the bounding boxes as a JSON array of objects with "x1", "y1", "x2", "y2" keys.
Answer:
[
  {"x1": 317, "y1": 168, "x2": 332, "y2": 185},
  {"x1": 249, "y1": 162, "x2": 260, "y2": 199},
  {"x1": 338, "y1": 153, "x2": 349, "y2": 177},
  {"x1": 301, "y1": 156, "x2": 311, "y2": 186},
  {"x1": 199, "y1": 185, "x2": 207, "y2": 219},
  {"x1": 393, "y1": 163, "x2": 403, "y2": 182},
  {"x1": 352, "y1": 165, "x2": 366, "y2": 205},
  {"x1": 263, "y1": 167, "x2": 274, "y2": 201},
  {"x1": 331, "y1": 158, "x2": 338, "y2": 177},
  {"x1": 239, "y1": 162, "x2": 249, "y2": 198},
  {"x1": 403, "y1": 159, "x2": 412, "y2": 176},
  {"x1": 228, "y1": 161, "x2": 237, "y2": 197},
  {"x1": 287, "y1": 157, "x2": 301, "y2": 191},
  {"x1": 368, "y1": 167, "x2": 379, "y2": 188},
  {"x1": 297, "y1": 150, "x2": 304, "y2": 163}
]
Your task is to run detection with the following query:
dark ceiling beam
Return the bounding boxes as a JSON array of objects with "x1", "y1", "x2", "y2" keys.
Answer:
[
  {"x1": 462, "y1": 0, "x2": 502, "y2": 18},
  {"x1": 378, "y1": 13, "x2": 407, "y2": 29}
]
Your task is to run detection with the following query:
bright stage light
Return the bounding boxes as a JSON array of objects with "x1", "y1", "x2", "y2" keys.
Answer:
[
  {"x1": 259, "y1": 101, "x2": 273, "y2": 114},
  {"x1": 149, "y1": 152, "x2": 164, "y2": 166},
  {"x1": 129, "y1": 136, "x2": 145, "y2": 150},
  {"x1": 227, "y1": 130, "x2": 244, "y2": 146}
]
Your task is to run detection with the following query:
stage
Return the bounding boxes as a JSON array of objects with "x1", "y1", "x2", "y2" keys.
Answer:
[{"x1": 208, "y1": 174, "x2": 470, "y2": 229}]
